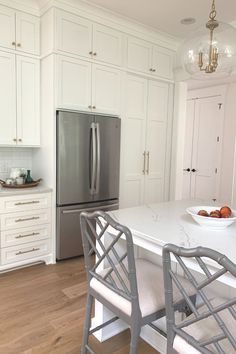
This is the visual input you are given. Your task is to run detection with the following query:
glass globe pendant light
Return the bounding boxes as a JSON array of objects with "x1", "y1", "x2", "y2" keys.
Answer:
[{"x1": 179, "y1": 0, "x2": 236, "y2": 78}]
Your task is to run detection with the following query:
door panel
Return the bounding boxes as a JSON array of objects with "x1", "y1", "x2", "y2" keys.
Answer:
[
  {"x1": 182, "y1": 100, "x2": 195, "y2": 200},
  {"x1": 93, "y1": 24, "x2": 122, "y2": 66},
  {"x1": 56, "y1": 9, "x2": 92, "y2": 58},
  {"x1": 16, "y1": 56, "x2": 40, "y2": 146},
  {"x1": 0, "y1": 52, "x2": 16, "y2": 145},
  {"x1": 152, "y1": 45, "x2": 173, "y2": 80},
  {"x1": 127, "y1": 36, "x2": 151, "y2": 74},
  {"x1": 16, "y1": 12, "x2": 40, "y2": 55},
  {"x1": 92, "y1": 64, "x2": 121, "y2": 115},
  {"x1": 0, "y1": 5, "x2": 15, "y2": 50},
  {"x1": 57, "y1": 111, "x2": 94, "y2": 205},
  {"x1": 93, "y1": 116, "x2": 121, "y2": 202},
  {"x1": 120, "y1": 75, "x2": 147, "y2": 207},
  {"x1": 144, "y1": 81, "x2": 169, "y2": 204},
  {"x1": 57, "y1": 55, "x2": 92, "y2": 111}
]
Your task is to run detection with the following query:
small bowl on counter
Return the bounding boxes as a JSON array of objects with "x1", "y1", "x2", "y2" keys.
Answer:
[{"x1": 186, "y1": 206, "x2": 236, "y2": 230}]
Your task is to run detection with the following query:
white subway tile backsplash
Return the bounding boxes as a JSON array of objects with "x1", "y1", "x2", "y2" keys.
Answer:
[{"x1": 0, "y1": 148, "x2": 33, "y2": 181}]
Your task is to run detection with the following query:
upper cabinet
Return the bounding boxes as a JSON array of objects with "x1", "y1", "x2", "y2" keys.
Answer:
[
  {"x1": 127, "y1": 36, "x2": 174, "y2": 80},
  {"x1": 0, "y1": 5, "x2": 40, "y2": 55},
  {"x1": 55, "y1": 9, "x2": 123, "y2": 67}
]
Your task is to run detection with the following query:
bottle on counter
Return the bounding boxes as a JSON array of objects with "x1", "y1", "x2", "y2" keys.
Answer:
[{"x1": 25, "y1": 170, "x2": 33, "y2": 184}]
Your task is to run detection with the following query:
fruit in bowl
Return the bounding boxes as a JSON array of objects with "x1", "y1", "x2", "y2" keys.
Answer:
[{"x1": 186, "y1": 205, "x2": 236, "y2": 230}]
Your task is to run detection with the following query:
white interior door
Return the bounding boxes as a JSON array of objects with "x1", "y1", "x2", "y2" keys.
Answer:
[
  {"x1": 144, "y1": 81, "x2": 169, "y2": 204},
  {"x1": 0, "y1": 52, "x2": 16, "y2": 145},
  {"x1": 16, "y1": 56, "x2": 40, "y2": 146},
  {"x1": 93, "y1": 24, "x2": 122, "y2": 66},
  {"x1": 92, "y1": 64, "x2": 121, "y2": 115},
  {"x1": 57, "y1": 55, "x2": 92, "y2": 111},
  {"x1": 120, "y1": 75, "x2": 147, "y2": 207},
  {"x1": 191, "y1": 96, "x2": 224, "y2": 201},
  {"x1": 0, "y1": 5, "x2": 15, "y2": 50},
  {"x1": 182, "y1": 100, "x2": 195, "y2": 200},
  {"x1": 16, "y1": 12, "x2": 40, "y2": 55}
]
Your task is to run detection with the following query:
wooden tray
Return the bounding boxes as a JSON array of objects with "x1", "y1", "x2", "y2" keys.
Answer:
[{"x1": 0, "y1": 179, "x2": 42, "y2": 189}]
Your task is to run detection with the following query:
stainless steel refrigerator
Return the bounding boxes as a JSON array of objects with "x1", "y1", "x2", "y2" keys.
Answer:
[{"x1": 56, "y1": 110, "x2": 121, "y2": 260}]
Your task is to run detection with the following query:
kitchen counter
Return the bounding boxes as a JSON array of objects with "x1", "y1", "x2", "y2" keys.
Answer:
[{"x1": 0, "y1": 186, "x2": 52, "y2": 197}]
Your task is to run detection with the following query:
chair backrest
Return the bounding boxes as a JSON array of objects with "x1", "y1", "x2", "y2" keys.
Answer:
[
  {"x1": 80, "y1": 211, "x2": 140, "y2": 314},
  {"x1": 163, "y1": 244, "x2": 236, "y2": 354}
]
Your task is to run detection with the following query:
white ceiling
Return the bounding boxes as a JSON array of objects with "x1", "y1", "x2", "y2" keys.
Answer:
[{"x1": 81, "y1": 0, "x2": 236, "y2": 38}]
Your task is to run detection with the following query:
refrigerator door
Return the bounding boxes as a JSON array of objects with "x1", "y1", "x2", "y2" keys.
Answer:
[
  {"x1": 93, "y1": 115, "x2": 121, "y2": 202},
  {"x1": 57, "y1": 111, "x2": 94, "y2": 205},
  {"x1": 56, "y1": 200, "x2": 119, "y2": 260}
]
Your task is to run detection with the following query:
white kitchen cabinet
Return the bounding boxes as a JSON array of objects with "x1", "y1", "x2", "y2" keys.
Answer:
[
  {"x1": 16, "y1": 12, "x2": 40, "y2": 55},
  {"x1": 120, "y1": 74, "x2": 171, "y2": 208},
  {"x1": 17, "y1": 56, "x2": 40, "y2": 146},
  {"x1": 0, "y1": 51, "x2": 16, "y2": 145},
  {"x1": 92, "y1": 64, "x2": 121, "y2": 115},
  {"x1": 93, "y1": 23, "x2": 123, "y2": 66},
  {"x1": 0, "y1": 191, "x2": 53, "y2": 271},
  {"x1": 127, "y1": 35, "x2": 174, "y2": 80},
  {"x1": 56, "y1": 10, "x2": 92, "y2": 59},
  {"x1": 0, "y1": 51, "x2": 40, "y2": 146},
  {"x1": 55, "y1": 9, "x2": 123, "y2": 67},
  {"x1": 0, "y1": 5, "x2": 40, "y2": 55},
  {"x1": 0, "y1": 5, "x2": 15, "y2": 50},
  {"x1": 57, "y1": 55, "x2": 121, "y2": 115}
]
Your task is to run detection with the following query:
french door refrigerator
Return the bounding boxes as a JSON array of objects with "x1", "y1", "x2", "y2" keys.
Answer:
[{"x1": 56, "y1": 110, "x2": 121, "y2": 260}]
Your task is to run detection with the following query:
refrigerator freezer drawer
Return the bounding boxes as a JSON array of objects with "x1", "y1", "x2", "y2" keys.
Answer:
[{"x1": 56, "y1": 201, "x2": 119, "y2": 260}]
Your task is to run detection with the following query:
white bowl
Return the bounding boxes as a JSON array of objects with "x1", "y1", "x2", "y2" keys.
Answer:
[{"x1": 186, "y1": 206, "x2": 236, "y2": 230}]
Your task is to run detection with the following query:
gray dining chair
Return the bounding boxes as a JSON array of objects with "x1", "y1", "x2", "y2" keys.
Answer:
[
  {"x1": 162, "y1": 244, "x2": 236, "y2": 354},
  {"x1": 80, "y1": 211, "x2": 195, "y2": 354}
]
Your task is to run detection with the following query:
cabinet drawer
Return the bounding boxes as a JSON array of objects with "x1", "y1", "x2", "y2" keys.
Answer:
[
  {"x1": 0, "y1": 193, "x2": 51, "y2": 213},
  {"x1": 1, "y1": 224, "x2": 51, "y2": 248},
  {"x1": 1, "y1": 239, "x2": 51, "y2": 265},
  {"x1": 0, "y1": 209, "x2": 51, "y2": 230}
]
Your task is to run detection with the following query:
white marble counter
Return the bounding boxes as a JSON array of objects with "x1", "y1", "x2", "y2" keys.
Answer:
[{"x1": 0, "y1": 185, "x2": 52, "y2": 197}]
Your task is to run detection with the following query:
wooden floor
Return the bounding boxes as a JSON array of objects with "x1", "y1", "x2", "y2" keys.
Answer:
[{"x1": 0, "y1": 258, "x2": 159, "y2": 354}]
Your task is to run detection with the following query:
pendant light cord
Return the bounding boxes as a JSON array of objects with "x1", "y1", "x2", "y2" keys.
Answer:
[{"x1": 209, "y1": 0, "x2": 217, "y2": 20}]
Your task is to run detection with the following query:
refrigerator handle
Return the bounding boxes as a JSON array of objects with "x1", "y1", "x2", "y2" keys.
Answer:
[
  {"x1": 90, "y1": 122, "x2": 96, "y2": 195},
  {"x1": 95, "y1": 122, "x2": 101, "y2": 194}
]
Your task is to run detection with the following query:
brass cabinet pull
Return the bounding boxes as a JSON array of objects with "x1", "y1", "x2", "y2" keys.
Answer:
[
  {"x1": 12, "y1": 41, "x2": 16, "y2": 46},
  {"x1": 18, "y1": 138, "x2": 22, "y2": 142},
  {"x1": 142, "y1": 151, "x2": 146, "y2": 174},
  {"x1": 149, "y1": 68, "x2": 153, "y2": 72},
  {"x1": 17, "y1": 43, "x2": 21, "y2": 47},
  {"x1": 13, "y1": 138, "x2": 17, "y2": 142},
  {"x1": 93, "y1": 52, "x2": 97, "y2": 56},
  {"x1": 16, "y1": 247, "x2": 40, "y2": 256},
  {"x1": 92, "y1": 105, "x2": 96, "y2": 109},
  {"x1": 89, "y1": 51, "x2": 93, "y2": 55},
  {"x1": 152, "y1": 68, "x2": 156, "y2": 72},
  {"x1": 88, "y1": 105, "x2": 92, "y2": 109},
  {"x1": 15, "y1": 200, "x2": 40, "y2": 206},
  {"x1": 146, "y1": 151, "x2": 150, "y2": 174},
  {"x1": 15, "y1": 216, "x2": 40, "y2": 223},
  {"x1": 15, "y1": 232, "x2": 40, "y2": 239}
]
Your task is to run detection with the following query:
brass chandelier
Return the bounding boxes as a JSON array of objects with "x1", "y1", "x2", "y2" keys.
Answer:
[{"x1": 179, "y1": 0, "x2": 236, "y2": 78}]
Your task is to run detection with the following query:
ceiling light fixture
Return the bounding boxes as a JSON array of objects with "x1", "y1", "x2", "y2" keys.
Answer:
[
  {"x1": 180, "y1": 18, "x2": 196, "y2": 25},
  {"x1": 178, "y1": 0, "x2": 236, "y2": 78}
]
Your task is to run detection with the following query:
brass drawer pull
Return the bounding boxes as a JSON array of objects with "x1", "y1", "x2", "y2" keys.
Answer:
[
  {"x1": 16, "y1": 247, "x2": 40, "y2": 256},
  {"x1": 146, "y1": 151, "x2": 150, "y2": 175},
  {"x1": 15, "y1": 216, "x2": 40, "y2": 223},
  {"x1": 15, "y1": 232, "x2": 40, "y2": 239},
  {"x1": 15, "y1": 200, "x2": 40, "y2": 206},
  {"x1": 143, "y1": 151, "x2": 146, "y2": 175}
]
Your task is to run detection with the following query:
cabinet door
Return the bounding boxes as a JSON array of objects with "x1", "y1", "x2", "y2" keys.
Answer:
[
  {"x1": 57, "y1": 55, "x2": 92, "y2": 111},
  {"x1": 92, "y1": 64, "x2": 121, "y2": 115},
  {"x1": 144, "y1": 81, "x2": 169, "y2": 204},
  {"x1": 120, "y1": 75, "x2": 147, "y2": 208},
  {"x1": 0, "y1": 5, "x2": 15, "y2": 50},
  {"x1": 56, "y1": 10, "x2": 92, "y2": 58},
  {"x1": 152, "y1": 45, "x2": 173, "y2": 80},
  {"x1": 0, "y1": 52, "x2": 16, "y2": 145},
  {"x1": 127, "y1": 36, "x2": 151, "y2": 74},
  {"x1": 16, "y1": 56, "x2": 40, "y2": 146},
  {"x1": 93, "y1": 24, "x2": 122, "y2": 66},
  {"x1": 16, "y1": 12, "x2": 40, "y2": 55}
]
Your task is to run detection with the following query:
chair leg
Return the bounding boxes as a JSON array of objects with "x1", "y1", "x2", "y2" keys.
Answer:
[
  {"x1": 129, "y1": 323, "x2": 141, "y2": 354},
  {"x1": 81, "y1": 294, "x2": 93, "y2": 354}
]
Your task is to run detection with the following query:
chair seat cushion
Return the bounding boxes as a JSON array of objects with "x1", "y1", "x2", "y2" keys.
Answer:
[
  {"x1": 173, "y1": 297, "x2": 236, "y2": 354},
  {"x1": 90, "y1": 258, "x2": 194, "y2": 318}
]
